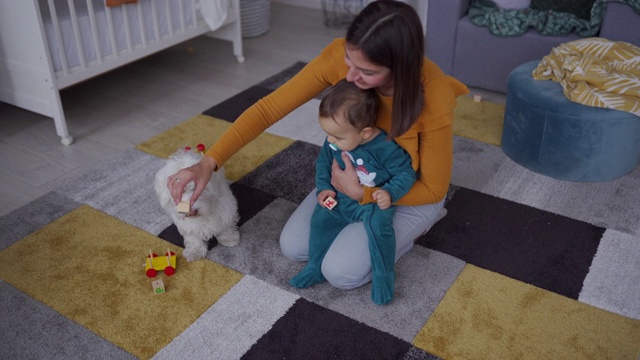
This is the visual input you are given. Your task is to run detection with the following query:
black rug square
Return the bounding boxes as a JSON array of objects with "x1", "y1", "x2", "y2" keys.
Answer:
[
  {"x1": 155, "y1": 182, "x2": 277, "y2": 248},
  {"x1": 157, "y1": 224, "x2": 219, "y2": 250},
  {"x1": 241, "y1": 298, "x2": 415, "y2": 360},
  {"x1": 237, "y1": 141, "x2": 320, "y2": 204},
  {"x1": 416, "y1": 187, "x2": 605, "y2": 299},
  {"x1": 203, "y1": 85, "x2": 273, "y2": 121},
  {"x1": 203, "y1": 62, "x2": 307, "y2": 122},
  {"x1": 231, "y1": 182, "x2": 278, "y2": 227},
  {"x1": 257, "y1": 61, "x2": 307, "y2": 90}
]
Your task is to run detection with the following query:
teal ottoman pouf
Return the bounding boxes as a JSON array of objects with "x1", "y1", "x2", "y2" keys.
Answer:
[{"x1": 501, "y1": 60, "x2": 640, "y2": 182}]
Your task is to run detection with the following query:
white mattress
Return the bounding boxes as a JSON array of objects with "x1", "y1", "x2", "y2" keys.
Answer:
[{"x1": 38, "y1": 0, "x2": 209, "y2": 73}]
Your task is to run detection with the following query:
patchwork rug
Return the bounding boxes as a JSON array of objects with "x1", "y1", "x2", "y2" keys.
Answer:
[{"x1": 2, "y1": 62, "x2": 640, "y2": 360}]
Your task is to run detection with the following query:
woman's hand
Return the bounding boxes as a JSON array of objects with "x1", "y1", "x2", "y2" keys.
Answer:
[
  {"x1": 167, "y1": 155, "x2": 218, "y2": 206},
  {"x1": 331, "y1": 151, "x2": 364, "y2": 202}
]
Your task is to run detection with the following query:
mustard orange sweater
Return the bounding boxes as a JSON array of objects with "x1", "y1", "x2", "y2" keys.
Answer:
[{"x1": 206, "y1": 38, "x2": 469, "y2": 206}]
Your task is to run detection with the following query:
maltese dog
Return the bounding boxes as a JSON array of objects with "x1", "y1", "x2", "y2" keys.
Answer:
[{"x1": 154, "y1": 148, "x2": 240, "y2": 261}]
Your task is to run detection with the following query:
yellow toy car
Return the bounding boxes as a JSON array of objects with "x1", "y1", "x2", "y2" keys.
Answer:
[{"x1": 145, "y1": 249, "x2": 177, "y2": 278}]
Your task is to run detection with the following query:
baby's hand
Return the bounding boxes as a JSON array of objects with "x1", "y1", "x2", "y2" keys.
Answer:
[
  {"x1": 372, "y1": 189, "x2": 391, "y2": 210},
  {"x1": 317, "y1": 190, "x2": 337, "y2": 208}
]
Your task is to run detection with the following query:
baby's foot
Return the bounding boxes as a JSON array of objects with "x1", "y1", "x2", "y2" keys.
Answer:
[
  {"x1": 371, "y1": 272, "x2": 395, "y2": 305},
  {"x1": 289, "y1": 266, "x2": 326, "y2": 288}
]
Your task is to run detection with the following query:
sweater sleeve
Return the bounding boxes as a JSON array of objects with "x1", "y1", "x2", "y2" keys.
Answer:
[
  {"x1": 371, "y1": 142, "x2": 415, "y2": 203},
  {"x1": 361, "y1": 117, "x2": 455, "y2": 206},
  {"x1": 204, "y1": 39, "x2": 347, "y2": 169},
  {"x1": 397, "y1": 120, "x2": 454, "y2": 206},
  {"x1": 394, "y1": 73, "x2": 468, "y2": 206}
]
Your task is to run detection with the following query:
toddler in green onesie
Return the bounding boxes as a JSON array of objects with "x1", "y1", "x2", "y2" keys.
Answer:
[{"x1": 289, "y1": 80, "x2": 416, "y2": 305}]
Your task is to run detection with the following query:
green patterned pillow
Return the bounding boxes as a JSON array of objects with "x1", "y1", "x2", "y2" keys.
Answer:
[
  {"x1": 530, "y1": 0, "x2": 597, "y2": 19},
  {"x1": 470, "y1": 0, "x2": 606, "y2": 37}
]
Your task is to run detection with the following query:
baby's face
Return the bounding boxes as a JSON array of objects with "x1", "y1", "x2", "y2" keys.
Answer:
[{"x1": 319, "y1": 115, "x2": 366, "y2": 152}]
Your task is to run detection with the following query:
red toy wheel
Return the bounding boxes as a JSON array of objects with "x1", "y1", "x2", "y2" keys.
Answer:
[
  {"x1": 146, "y1": 268, "x2": 157, "y2": 278},
  {"x1": 164, "y1": 266, "x2": 175, "y2": 276}
]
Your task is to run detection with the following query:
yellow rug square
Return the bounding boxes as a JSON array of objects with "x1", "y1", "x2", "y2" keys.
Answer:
[
  {"x1": 454, "y1": 96, "x2": 505, "y2": 146},
  {"x1": 135, "y1": 114, "x2": 294, "y2": 181},
  {"x1": 0, "y1": 205, "x2": 243, "y2": 360},
  {"x1": 413, "y1": 264, "x2": 640, "y2": 360}
]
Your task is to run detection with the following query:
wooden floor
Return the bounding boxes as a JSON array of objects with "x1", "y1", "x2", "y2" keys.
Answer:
[{"x1": 0, "y1": 3, "x2": 502, "y2": 217}]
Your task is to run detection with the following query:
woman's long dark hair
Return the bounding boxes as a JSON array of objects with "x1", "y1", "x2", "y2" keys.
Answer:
[{"x1": 346, "y1": 0, "x2": 424, "y2": 139}]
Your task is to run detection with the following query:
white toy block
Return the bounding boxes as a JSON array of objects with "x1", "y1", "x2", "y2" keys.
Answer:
[
  {"x1": 323, "y1": 196, "x2": 338, "y2": 210},
  {"x1": 152, "y1": 279, "x2": 165, "y2": 294},
  {"x1": 177, "y1": 201, "x2": 190, "y2": 214}
]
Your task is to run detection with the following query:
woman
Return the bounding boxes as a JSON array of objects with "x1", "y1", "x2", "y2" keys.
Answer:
[{"x1": 168, "y1": 0, "x2": 469, "y2": 291}]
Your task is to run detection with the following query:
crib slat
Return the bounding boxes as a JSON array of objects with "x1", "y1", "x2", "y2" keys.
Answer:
[
  {"x1": 67, "y1": 0, "x2": 87, "y2": 70},
  {"x1": 136, "y1": 1, "x2": 147, "y2": 47},
  {"x1": 191, "y1": 0, "x2": 198, "y2": 28},
  {"x1": 86, "y1": 0, "x2": 103, "y2": 64},
  {"x1": 178, "y1": 0, "x2": 185, "y2": 32},
  {"x1": 105, "y1": 6, "x2": 119, "y2": 58},
  {"x1": 151, "y1": 0, "x2": 160, "y2": 42},
  {"x1": 165, "y1": 0, "x2": 174, "y2": 37},
  {"x1": 47, "y1": 0, "x2": 69, "y2": 75},
  {"x1": 122, "y1": 5, "x2": 133, "y2": 51}
]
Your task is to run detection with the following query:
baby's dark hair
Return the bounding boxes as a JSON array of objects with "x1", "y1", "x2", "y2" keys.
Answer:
[{"x1": 319, "y1": 79, "x2": 379, "y2": 130}]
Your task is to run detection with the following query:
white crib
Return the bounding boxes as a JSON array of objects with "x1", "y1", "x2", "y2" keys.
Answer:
[{"x1": 0, "y1": 0, "x2": 244, "y2": 145}]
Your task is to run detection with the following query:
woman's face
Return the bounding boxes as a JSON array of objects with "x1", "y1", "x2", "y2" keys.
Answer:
[{"x1": 344, "y1": 44, "x2": 393, "y2": 96}]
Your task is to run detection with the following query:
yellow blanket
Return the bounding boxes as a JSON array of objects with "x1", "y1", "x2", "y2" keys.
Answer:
[{"x1": 532, "y1": 38, "x2": 640, "y2": 116}]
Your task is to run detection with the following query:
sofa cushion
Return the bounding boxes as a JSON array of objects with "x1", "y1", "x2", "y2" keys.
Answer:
[
  {"x1": 530, "y1": 0, "x2": 597, "y2": 20},
  {"x1": 492, "y1": 0, "x2": 530, "y2": 10},
  {"x1": 469, "y1": 0, "x2": 605, "y2": 37},
  {"x1": 452, "y1": 16, "x2": 580, "y2": 92},
  {"x1": 599, "y1": 2, "x2": 640, "y2": 46}
]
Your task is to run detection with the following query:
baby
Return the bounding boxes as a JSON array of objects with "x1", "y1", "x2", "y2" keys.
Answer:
[{"x1": 289, "y1": 79, "x2": 416, "y2": 305}]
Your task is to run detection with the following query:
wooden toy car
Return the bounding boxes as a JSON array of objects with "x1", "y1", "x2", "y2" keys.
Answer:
[{"x1": 145, "y1": 249, "x2": 177, "y2": 278}]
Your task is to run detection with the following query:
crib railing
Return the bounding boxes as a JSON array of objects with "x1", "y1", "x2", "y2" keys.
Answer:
[
  {"x1": 0, "y1": 0, "x2": 241, "y2": 146},
  {"x1": 38, "y1": 0, "x2": 207, "y2": 88}
]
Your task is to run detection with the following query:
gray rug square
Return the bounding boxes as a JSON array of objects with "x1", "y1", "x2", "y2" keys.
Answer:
[
  {"x1": 208, "y1": 197, "x2": 466, "y2": 342},
  {"x1": 0, "y1": 282, "x2": 136, "y2": 359},
  {"x1": 453, "y1": 136, "x2": 640, "y2": 235},
  {"x1": 152, "y1": 276, "x2": 298, "y2": 360},
  {"x1": 0, "y1": 191, "x2": 81, "y2": 251},
  {"x1": 579, "y1": 229, "x2": 640, "y2": 320},
  {"x1": 55, "y1": 149, "x2": 172, "y2": 234}
]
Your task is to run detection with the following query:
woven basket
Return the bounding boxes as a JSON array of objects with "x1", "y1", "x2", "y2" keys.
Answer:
[
  {"x1": 321, "y1": 0, "x2": 367, "y2": 29},
  {"x1": 240, "y1": 0, "x2": 270, "y2": 38}
]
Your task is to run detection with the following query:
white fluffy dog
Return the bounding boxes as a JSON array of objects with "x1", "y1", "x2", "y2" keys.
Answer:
[{"x1": 154, "y1": 148, "x2": 240, "y2": 261}]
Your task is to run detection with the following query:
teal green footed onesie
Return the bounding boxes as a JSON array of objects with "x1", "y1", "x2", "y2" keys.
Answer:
[{"x1": 290, "y1": 132, "x2": 415, "y2": 305}]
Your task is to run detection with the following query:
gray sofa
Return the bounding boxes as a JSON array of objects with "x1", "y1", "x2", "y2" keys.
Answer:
[{"x1": 425, "y1": 1, "x2": 640, "y2": 93}]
